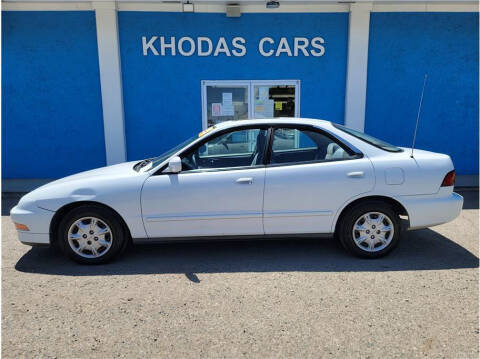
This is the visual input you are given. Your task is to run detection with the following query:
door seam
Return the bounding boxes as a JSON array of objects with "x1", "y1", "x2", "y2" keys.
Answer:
[{"x1": 261, "y1": 166, "x2": 267, "y2": 234}]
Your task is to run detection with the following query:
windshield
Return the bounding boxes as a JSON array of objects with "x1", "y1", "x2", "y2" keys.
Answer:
[
  {"x1": 149, "y1": 136, "x2": 198, "y2": 169},
  {"x1": 332, "y1": 124, "x2": 403, "y2": 153}
]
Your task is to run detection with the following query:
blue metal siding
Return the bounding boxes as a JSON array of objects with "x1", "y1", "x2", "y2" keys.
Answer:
[
  {"x1": 365, "y1": 12, "x2": 479, "y2": 175},
  {"x1": 2, "y1": 11, "x2": 106, "y2": 178},
  {"x1": 118, "y1": 12, "x2": 349, "y2": 161},
  {"x1": 3, "y1": 11, "x2": 477, "y2": 179}
]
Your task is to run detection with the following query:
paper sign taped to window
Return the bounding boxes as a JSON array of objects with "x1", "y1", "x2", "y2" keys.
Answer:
[
  {"x1": 275, "y1": 102, "x2": 283, "y2": 110},
  {"x1": 264, "y1": 99, "x2": 274, "y2": 117},
  {"x1": 222, "y1": 92, "x2": 234, "y2": 116},
  {"x1": 254, "y1": 99, "x2": 274, "y2": 118},
  {"x1": 212, "y1": 103, "x2": 222, "y2": 117},
  {"x1": 222, "y1": 92, "x2": 232, "y2": 103},
  {"x1": 258, "y1": 87, "x2": 269, "y2": 101}
]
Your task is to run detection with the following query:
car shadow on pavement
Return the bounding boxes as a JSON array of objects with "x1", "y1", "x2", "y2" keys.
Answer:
[
  {"x1": 14, "y1": 228, "x2": 478, "y2": 278},
  {"x1": 461, "y1": 190, "x2": 479, "y2": 209}
]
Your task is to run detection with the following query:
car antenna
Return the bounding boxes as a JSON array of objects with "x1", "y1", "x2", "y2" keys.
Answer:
[{"x1": 411, "y1": 74, "x2": 428, "y2": 158}]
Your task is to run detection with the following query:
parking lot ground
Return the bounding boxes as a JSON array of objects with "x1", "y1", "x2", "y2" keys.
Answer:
[{"x1": 1, "y1": 190, "x2": 479, "y2": 358}]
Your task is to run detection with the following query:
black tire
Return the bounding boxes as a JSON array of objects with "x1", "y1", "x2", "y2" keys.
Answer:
[
  {"x1": 337, "y1": 200, "x2": 401, "y2": 258},
  {"x1": 57, "y1": 205, "x2": 127, "y2": 264}
]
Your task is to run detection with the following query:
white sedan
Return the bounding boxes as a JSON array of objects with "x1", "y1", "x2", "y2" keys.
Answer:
[{"x1": 11, "y1": 119, "x2": 463, "y2": 264}]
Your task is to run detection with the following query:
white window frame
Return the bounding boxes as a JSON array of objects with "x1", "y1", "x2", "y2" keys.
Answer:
[{"x1": 201, "y1": 79, "x2": 301, "y2": 130}]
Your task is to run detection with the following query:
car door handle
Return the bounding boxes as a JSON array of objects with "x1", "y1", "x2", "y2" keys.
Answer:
[
  {"x1": 347, "y1": 171, "x2": 364, "y2": 178},
  {"x1": 236, "y1": 177, "x2": 254, "y2": 184}
]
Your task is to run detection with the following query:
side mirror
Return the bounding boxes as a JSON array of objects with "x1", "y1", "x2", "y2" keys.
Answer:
[{"x1": 166, "y1": 156, "x2": 182, "y2": 174}]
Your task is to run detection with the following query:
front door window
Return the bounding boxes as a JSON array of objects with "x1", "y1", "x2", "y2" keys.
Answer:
[{"x1": 181, "y1": 128, "x2": 268, "y2": 171}]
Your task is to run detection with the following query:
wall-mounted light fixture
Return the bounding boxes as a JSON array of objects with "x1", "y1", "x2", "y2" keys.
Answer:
[
  {"x1": 266, "y1": 1, "x2": 280, "y2": 9},
  {"x1": 226, "y1": 4, "x2": 241, "y2": 17},
  {"x1": 183, "y1": 1, "x2": 194, "y2": 12}
]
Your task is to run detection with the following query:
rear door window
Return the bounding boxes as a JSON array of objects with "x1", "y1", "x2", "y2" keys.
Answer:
[{"x1": 269, "y1": 127, "x2": 355, "y2": 165}]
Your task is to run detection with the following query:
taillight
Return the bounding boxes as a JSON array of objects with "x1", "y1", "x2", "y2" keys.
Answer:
[{"x1": 441, "y1": 170, "x2": 456, "y2": 187}]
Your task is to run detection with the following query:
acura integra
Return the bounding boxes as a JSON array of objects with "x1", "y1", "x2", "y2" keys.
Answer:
[{"x1": 11, "y1": 119, "x2": 463, "y2": 263}]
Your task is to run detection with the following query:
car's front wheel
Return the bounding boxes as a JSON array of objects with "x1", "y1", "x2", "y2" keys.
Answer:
[
  {"x1": 338, "y1": 201, "x2": 400, "y2": 258},
  {"x1": 57, "y1": 205, "x2": 127, "y2": 264}
]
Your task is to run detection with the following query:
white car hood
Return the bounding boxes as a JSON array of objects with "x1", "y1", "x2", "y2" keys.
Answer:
[
  {"x1": 42, "y1": 161, "x2": 140, "y2": 188},
  {"x1": 18, "y1": 161, "x2": 145, "y2": 212}
]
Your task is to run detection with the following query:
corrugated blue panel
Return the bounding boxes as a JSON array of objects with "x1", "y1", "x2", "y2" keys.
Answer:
[
  {"x1": 118, "y1": 12, "x2": 349, "y2": 161},
  {"x1": 2, "y1": 11, "x2": 106, "y2": 178},
  {"x1": 365, "y1": 12, "x2": 479, "y2": 175}
]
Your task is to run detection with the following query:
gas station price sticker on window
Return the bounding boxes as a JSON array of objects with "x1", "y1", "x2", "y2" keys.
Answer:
[{"x1": 198, "y1": 126, "x2": 216, "y2": 137}]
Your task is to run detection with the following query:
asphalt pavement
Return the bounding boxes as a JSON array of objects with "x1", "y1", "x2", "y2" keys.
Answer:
[{"x1": 2, "y1": 190, "x2": 478, "y2": 358}]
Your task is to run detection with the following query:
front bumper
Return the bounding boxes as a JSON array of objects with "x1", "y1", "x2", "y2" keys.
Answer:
[
  {"x1": 10, "y1": 204, "x2": 54, "y2": 246},
  {"x1": 16, "y1": 232, "x2": 50, "y2": 246},
  {"x1": 396, "y1": 190, "x2": 464, "y2": 230}
]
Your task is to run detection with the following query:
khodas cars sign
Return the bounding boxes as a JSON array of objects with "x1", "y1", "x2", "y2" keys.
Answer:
[{"x1": 142, "y1": 36, "x2": 325, "y2": 57}]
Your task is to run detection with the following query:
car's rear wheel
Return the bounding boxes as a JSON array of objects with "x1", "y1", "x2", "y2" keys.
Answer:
[
  {"x1": 338, "y1": 201, "x2": 400, "y2": 258},
  {"x1": 57, "y1": 205, "x2": 127, "y2": 264}
]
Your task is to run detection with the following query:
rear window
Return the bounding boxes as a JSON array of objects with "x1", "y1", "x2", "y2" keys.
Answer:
[{"x1": 332, "y1": 124, "x2": 403, "y2": 153}]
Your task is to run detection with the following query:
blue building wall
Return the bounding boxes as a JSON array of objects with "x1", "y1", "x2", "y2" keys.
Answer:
[
  {"x1": 365, "y1": 12, "x2": 479, "y2": 175},
  {"x1": 2, "y1": 11, "x2": 106, "y2": 178},
  {"x1": 2, "y1": 11, "x2": 478, "y2": 179},
  {"x1": 118, "y1": 12, "x2": 349, "y2": 161}
]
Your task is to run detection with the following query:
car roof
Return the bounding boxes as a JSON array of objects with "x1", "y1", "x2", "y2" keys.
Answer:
[{"x1": 213, "y1": 118, "x2": 332, "y2": 129}]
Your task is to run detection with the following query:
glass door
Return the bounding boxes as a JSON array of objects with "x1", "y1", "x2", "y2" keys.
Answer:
[
  {"x1": 252, "y1": 82, "x2": 299, "y2": 119},
  {"x1": 201, "y1": 80, "x2": 300, "y2": 129},
  {"x1": 202, "y1": 82, "x2": 249, "y2": 129}
]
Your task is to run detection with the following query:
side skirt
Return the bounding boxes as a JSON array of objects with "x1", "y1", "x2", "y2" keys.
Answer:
[
  {"x1": 20, "y1": 241, "x2": 50, "y2": 247},
  {"x1": 132, "y1": 233, "x2": 334, "y2": 244}
]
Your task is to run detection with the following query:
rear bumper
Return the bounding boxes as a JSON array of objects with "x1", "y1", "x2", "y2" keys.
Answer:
[{"x1": 396, "y1": 191, "x2": 463, "y2": 230}]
